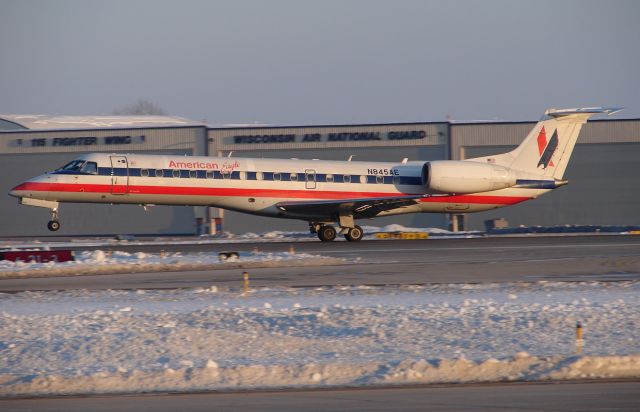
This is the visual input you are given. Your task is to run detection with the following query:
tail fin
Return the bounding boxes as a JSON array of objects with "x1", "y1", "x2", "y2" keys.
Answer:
[{"x1": 472, "y1": 107, "x2": 622, "y2": 179}]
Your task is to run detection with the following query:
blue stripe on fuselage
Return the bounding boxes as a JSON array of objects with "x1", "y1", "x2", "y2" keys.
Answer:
[{"x1": 52, "y1": 167, "x2": 424, "y2": 185}]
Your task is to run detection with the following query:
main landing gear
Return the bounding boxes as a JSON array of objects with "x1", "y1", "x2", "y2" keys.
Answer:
[
  {"x1": 344, "y1": 225, "x2": 364, "y2": 242},
  {"x1": 317, "y1": 225, "x2": 336, "y2": 242},
  {"x1": 311, "y1": 223, "x2": 364, "y2": 242}
]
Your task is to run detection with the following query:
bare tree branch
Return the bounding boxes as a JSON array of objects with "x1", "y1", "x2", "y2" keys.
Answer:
[{"x1": 112, "y1": 99, "x2": 167, "y2": 115}]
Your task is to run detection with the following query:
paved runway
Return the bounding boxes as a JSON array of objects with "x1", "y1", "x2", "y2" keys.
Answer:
[
  {"x1": 2, "y1": 381, "x2": 639, "y2": 411},
  {"x1": 1, "y1": 235, "x2": 639, "y2": 291}
]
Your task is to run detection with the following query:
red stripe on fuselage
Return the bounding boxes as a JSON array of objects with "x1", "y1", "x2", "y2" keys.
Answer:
[{"x1": 15, "y1": 182, "x2": 531, "y2": 205}]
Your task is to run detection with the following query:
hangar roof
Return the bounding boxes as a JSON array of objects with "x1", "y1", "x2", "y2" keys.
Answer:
[{"x1": 0, "y1": 114, "x2": 205, "y2": 130}]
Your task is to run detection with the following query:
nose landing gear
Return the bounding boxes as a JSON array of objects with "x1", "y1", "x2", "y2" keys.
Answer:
[
  {"x1": 17, "y1": 198, "x2": 61, "y2": 232},
  {"x1": 47, "y1": 208, "x2": 60, "y2": 231}
]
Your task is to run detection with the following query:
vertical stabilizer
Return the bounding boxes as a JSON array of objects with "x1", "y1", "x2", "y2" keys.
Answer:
[{"x1": 470, "y1": 107, "x2": 622, "y2": 179}]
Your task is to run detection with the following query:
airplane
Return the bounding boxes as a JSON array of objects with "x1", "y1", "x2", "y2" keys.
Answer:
[{"x1": 9, "y1": 107, "x2": 621, "y2": 242}]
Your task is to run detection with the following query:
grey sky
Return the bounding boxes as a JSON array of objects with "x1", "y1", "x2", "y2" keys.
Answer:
[{"x1": 1, "y1": 0, "x2": 638, "y2": 125}]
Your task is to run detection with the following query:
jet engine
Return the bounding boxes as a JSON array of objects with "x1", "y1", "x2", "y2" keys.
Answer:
[{"x1": 422, "y1": 161, "x2": 517, "y2": 194}]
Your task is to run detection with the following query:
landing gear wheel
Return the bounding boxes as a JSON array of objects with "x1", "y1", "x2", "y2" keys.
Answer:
[
  {"x1": 317, "y1": 225, "x2": 337, "y2": 242},
  {"x1": 47, "y1": 220, "x2": 60, "y2": 231},
  {"x1": 345, "y1": 225, "x2": 364, "y2": 242}
]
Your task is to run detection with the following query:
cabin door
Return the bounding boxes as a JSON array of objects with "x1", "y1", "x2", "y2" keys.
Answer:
[
  {"x1": 110, "y1": 155, "x2": 129, "y2": 194},
  {"x1": 305, "y1": 169, "x2": 316, "y2": 189}
]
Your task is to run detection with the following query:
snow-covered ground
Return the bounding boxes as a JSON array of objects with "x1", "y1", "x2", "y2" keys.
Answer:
[
  {"x1": 0, "y1": 224, "x2": 452, "y2": 278},
  {"x1": 1, "y1": 281, "x2": 639, "y2": 396},
  {"x1": 0, "y1": 250, "x2": 347, "y2": 279}
]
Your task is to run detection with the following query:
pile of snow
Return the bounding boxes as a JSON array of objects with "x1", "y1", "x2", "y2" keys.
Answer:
[
  {"x1": 0, "y1": 250, "x2": 344, "y2": 279},
  {"x1": 361, "y1": 224, "x2": 462, "y2": 235},
  {"x1": 0, "y1": 281, "x2": 638, "y2": 396}
]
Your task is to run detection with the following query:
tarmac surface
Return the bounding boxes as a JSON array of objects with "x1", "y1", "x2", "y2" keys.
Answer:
[
  {"x1": 2, "y1": 381, "x2": 639, "y2": 412},
  {"x1": 1, "y1": 234, "x2": 639, "y2": 291}
]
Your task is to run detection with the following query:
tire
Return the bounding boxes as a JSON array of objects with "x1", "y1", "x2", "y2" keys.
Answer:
[
  {"x1": 345, "y1": 225, "x2": 364, "y2": 242},
  {"x1": 47, "y1": 220, "x2": 60, "y2": 231},
  {"x1": 317, "y1": 225, "x2": 337, "y2": 242}
]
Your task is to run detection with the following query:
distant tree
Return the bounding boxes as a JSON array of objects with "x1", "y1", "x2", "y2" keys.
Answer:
[{"x1": 112, "y1": 99, "x2": 167, "y2": 115}]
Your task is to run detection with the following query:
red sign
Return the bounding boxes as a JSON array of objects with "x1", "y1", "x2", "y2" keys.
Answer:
[{"x1": 1, "y1": 250, "x2": 75, "y2": 263}]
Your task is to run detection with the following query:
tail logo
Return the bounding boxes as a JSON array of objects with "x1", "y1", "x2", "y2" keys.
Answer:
[{"x1": 536, "y1": 126, "x2": 558, "y2": 169}]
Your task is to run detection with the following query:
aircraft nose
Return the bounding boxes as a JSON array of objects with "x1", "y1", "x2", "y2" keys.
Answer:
[{"x1": 8, "y1": 183, "x2": 27, "y2": 198}]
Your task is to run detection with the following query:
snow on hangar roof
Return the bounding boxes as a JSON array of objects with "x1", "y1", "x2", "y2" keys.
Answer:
[{"x1": 0, "y1": 114, "x2": 205, "y2": 130}]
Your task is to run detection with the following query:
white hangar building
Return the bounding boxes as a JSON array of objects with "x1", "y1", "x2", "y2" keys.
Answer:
[{"x1": 1, "y1": 113, "x2": 639, "y2": 236}]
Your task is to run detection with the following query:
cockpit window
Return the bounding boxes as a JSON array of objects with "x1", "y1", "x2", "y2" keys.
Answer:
[
  {"x1": 55, "y1": 160, "x2": 98, "y2": 174},
  {"x1": 57, "y1": 160, "x2": 86, "y2": 172},
  {"x1": 81, "y1": 161, "x2": 98, "y2": 174}
]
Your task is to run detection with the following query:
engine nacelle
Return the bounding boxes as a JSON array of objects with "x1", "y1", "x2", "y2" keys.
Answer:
[{"x1": 424, "y1": 161, "x2": 517, "y2": 194}]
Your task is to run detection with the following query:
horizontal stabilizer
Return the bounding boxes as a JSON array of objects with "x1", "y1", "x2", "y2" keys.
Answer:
[{"x1": 544, "y1": 107, "x2": 623, "y2": 117}]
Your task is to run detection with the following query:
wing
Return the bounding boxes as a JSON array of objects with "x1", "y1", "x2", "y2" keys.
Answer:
[{"x1": 276, "y1": 194, "x2": 429, "y2": 220}]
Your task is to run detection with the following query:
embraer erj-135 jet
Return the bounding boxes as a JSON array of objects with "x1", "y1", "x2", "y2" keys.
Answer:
[{"x1": 9, "y1": 107, "x2": 620, "y2": 242}]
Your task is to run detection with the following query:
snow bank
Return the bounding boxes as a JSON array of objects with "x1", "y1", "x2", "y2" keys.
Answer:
[
  {"x1": 1, "y1": 281, "x2": 638, "y2": 396},
  {"x1": 3, "y1": 355, "x2": 639, "y2": 396},
  {"x1": 0, "y1": 250, "x2": 345, "y2": 279},
  {"x1": 385, "y1": 353, "x2": 640, "y2": 383}
]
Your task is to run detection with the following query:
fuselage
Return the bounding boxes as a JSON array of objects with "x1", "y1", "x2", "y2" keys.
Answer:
[
  {"x1": 7, "y1": 107, "x2": 618, "y2": 239},
  {"x1": 9, "y1": 152, "x2": 544, "y2": 221}
]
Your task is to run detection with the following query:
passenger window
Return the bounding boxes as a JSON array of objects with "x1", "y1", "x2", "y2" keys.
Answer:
[
  {"x1": 393, "y1": 176, "x2": 400, "y2": 185},
  {"x1": 155, "y1": 169, "x2": 164, "y2": 178},
  {"x1": 326, "y1": 174, "x2": 334, "y2": 183},
  {"x1": 140, "y1": 169, "x2": 149, "y2": 177},
  {"x1": 273, "y1": 172, "x2": 281, "y2": 181},
  {"x1": 290, "y1": 173, "x2": 298, "y2": 181},
  {"x1": 343, "y1": 175, "x2": 351, "y2": 183},
  {"x1": 172, "y1": 170, "x2": 180, "y2": 178},
  {"x1": 206, "y1": 170, "x2": 214, "y2": 179},
  {"x1": 222, "y1": 171, "x2": 231, "y2": 179},
  {"x1": 189, "y1": 170, "x2": 197, "y2": 178},
  {"x1": 376, "y1": 175, "x2": 384, "y2": 184}
]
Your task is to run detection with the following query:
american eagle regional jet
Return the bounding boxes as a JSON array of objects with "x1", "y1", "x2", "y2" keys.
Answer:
[{"x1": 9, "y1": 107, "x2": 620, "y2": 242}]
